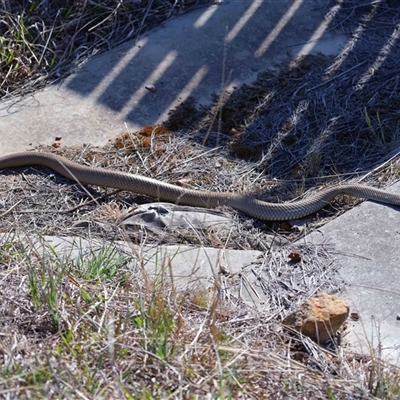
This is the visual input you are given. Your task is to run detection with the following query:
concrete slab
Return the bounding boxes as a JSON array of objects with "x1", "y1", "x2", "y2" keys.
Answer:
[
  {"x1": 8, "y1": 234, "x2": 264, "y2": 306},
  {"x1": 0, "y1": 0, "x2": 346, "y2": 156},
  {"x1": 3, "y1": 232, "x2": 337, "y2": 315},
  {"x1": 301, "y1": 183, "x2": 400, "y2": 365}
]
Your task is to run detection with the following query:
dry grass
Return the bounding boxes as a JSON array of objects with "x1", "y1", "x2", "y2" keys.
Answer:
[
  {"x1": 0, "y1": 137, "x2": 289, "y2": 250},
  {"x1": 1, "y1": 129, "x2": 399, "y2": 250},
  {"x1": 1, "y1": 0, "x2": 400, "y2": 398},
  {"x1": 1, "y1": 233, "x2": 399, "y2": 399}
]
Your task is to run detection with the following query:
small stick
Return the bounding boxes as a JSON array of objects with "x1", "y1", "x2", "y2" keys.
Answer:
[
  {"x1": 0, "y1": 200, "x2": 22, "y2": 218},
  {"x1": 306, "y1": 61, "x2": 367, "y2": 92}
]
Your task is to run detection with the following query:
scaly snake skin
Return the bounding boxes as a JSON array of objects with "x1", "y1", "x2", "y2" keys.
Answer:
[{"x1": 1, "y1": 152, "x2": 400, "y2": 221}]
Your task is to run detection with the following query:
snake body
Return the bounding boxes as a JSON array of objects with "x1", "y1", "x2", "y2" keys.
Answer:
[{"x1": 1, "y1": 151, "x2": 400, "y2": 221}]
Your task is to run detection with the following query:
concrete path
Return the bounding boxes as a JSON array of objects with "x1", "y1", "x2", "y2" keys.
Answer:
[
  {"x1": 1, "y1": 1, "x2": 399, "y2": 365},
  {"x1": 302, "y1": 182, "x2": 400, "y2": 365},
  {"x1": 0, "y1": 0, "x2": 344, "y2": 155}
]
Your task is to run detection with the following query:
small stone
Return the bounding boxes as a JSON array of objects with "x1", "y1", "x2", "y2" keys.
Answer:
[
  {"x1": 351, "y1": 312, "x2": 359, "y2": 321},
  {"x1": 145, "y1": 84, "x2": 156, "y2": 92},
  {"x1": 283, "y1": 292, "x2": 350, "y2": 343},
  {"x1": 288, "y1": 249, "x2": 302, "y2": 262}
]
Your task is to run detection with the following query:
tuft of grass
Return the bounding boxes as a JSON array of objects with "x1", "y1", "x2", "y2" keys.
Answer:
[
  {"x1": 133, "y1": 256, "x2": 179, "y2": 362},
  {"x1": 27, "y1": 241, "x2": 68, "y2": 329},
  {"x1": 75, "y1": 241, "x2": 129, "y2": 280}
]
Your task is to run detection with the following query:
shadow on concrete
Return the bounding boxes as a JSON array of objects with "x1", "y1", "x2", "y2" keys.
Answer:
[
  {"x1": 184, "y1": 0, "x2": 400, "y2": 184},
  {"x1": 65, "y1": 0, "x2": 345, "y2": 127},
  {"x1": 64, "y1": 0, "x2": 400, "y2": 184},
  {"x1": 223, "y1": 1, "x2": 400, "y2": 180}
]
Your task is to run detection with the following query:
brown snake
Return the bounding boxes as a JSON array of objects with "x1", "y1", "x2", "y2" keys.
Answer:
[{"x1": 1, "y1": 152, "x2": 400, "y2": 221}]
